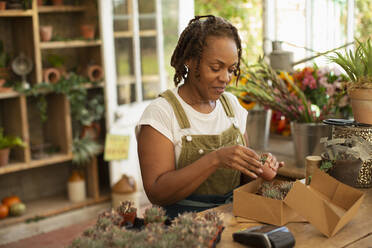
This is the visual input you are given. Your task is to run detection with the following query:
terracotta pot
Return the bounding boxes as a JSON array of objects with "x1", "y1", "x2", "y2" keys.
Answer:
[
  {"x1": 120, "y1": 211, "x2": 137, "y2": 226},
  {"x1": 80, "y1": 25, "x2": 95, "y2": 40},
  {"x1": 260, "y1": 157, "x2": 279, "y2": 181},
  {"x1": 43, "y1": 68, "x2": 61, "y2": 83},
  {"x1": 0, "y1": 79, "x2": 12, "y2": 93},
  {"x1": 52, "y1": 0, "x2": 64, "y2": 6},
  {"x1": 349, "y1": 88, "x2": 372, "y2": 125},
  {"x1": 81, "y1": 122, "x2": 101, "y2": 140},
  {"x1": 37, "y1": 0, "x2": 43, "y2": 6},
  {"x1": 0, "y1": 67, "x2": 10, "y2": 80},
  {"x1": 86, "y1": 65, "x2": 104, "y2": 82},
  {"x1": 40, "y1": 26, "x2": 53, "y2": 42},
  {"x1": 0, "y1": 148, "x2": 10, "y2": 166},
  {"x1": 0, "y1": 1, "x2": 6, "y2": 10}
]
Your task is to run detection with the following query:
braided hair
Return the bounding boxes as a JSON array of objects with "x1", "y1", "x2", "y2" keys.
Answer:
[{"x1": 171, "y1": 15, "x2": 242, "y2": 86}]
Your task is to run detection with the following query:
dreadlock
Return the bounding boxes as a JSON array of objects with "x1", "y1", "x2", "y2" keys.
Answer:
[{"x1": 170, "y1": 15, "x2": 242, "y2": 86}]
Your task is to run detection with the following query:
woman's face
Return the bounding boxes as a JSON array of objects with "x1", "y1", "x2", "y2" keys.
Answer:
[{"x1": 187, "y1": 36, "x2": 238, "y2": 101}]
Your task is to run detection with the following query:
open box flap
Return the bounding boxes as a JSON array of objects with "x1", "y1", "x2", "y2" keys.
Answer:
[{"x1": 284, "y1": 168, "x2": 365, "y2": 237}]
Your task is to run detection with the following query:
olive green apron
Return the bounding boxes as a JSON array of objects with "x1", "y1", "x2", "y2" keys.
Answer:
[{"x1": 159, "y1": 89, "x2": 246, "y2": 217}]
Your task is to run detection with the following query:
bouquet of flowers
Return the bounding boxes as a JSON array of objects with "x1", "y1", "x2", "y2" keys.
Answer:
[{"x1": 228, "y1": 58, "x2": 351, "y2": 125}]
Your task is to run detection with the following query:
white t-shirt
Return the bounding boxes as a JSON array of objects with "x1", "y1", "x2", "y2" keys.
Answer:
[{"x1": 136, "y1": 86, "x2": 248, "y2": 165}]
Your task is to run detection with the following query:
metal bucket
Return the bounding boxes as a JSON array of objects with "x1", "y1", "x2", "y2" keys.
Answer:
[
  {"x1": 246, "y1": 109, "x2": 272, "y2": 150},
  {"x1": 290, "y1": 122, "x2": 331, "y2": 168}
]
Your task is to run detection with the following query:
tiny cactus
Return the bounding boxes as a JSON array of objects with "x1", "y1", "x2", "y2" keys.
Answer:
[
  {"x1": 117, "y1": 200, "x2": 137, "y2": 215},
  {"x1": 143, "y1": 206, "x2": 167, "y2": 224},
  {"x1": 258, "y1": 181, "x2": 294, "y2": 200}
]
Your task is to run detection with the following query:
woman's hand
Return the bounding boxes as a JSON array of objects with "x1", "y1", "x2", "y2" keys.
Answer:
[{"x1": 215, "y1": 145, "x2": 263, "y2": 179}]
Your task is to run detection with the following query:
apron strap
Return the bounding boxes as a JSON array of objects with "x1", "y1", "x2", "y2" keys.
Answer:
[
  {"x1": 159, "y1": 89, "x2": 191, "y2": 129},
  {"x1": 220, "y1": 93, "x2": 235, "y2": 117}
]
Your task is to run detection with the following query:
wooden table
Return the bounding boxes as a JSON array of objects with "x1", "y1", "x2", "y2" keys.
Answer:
[{"x1": 206, "y1": 187, "x2": 372, "y2": 247}]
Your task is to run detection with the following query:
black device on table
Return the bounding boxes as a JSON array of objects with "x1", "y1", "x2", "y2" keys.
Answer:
[{"x1": 232, "y1": 225, "x2": 295, "y2": 248}]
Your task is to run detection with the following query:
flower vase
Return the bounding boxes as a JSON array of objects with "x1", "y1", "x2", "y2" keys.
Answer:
[
  {"x1": 246, "y1": 109, "x2": 272, "y2": 150},
  {"x1": 290, "y1": 122, "x2": 331, "y2": 168}
]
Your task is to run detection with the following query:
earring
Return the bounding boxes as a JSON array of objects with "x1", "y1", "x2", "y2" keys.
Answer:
[{"x1": 184, "y1": 64, "x2": 189, "y2": 77}]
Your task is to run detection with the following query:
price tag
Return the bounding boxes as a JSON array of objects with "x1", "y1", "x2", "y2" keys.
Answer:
[{"x1": 104, "y1": 134, "x2": 130, "y2": 161}]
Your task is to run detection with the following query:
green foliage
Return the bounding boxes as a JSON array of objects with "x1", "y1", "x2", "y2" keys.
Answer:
[
  {"x1": 0, "y1": 128, "x2": 25, "y2": 150},
  {"x1": 258, "y1": 181, "x2": 294, "y2": 200},
  {"x1": 329, "y1": 39, "x2": 372, "y2": 88},
  {"x1": 72, "y1": 137, "x2": 102, "y2": 166},
  {"x1": 46, "y1": 54, "x2": 65, "y2": 68},
  {"x1": 69, "y1": 203, "x2": 223, "y2": 248},
  {"x1": 195, "y1": 0, "x2": 263, "y2": 63},
  {"x1": 320, "y1": 161, "x2": 334, "y2": 172}
]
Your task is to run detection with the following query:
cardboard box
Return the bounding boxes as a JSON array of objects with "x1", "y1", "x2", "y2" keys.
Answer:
[
  {"x1": 284, "y1": 168, "x2": 365, "y2": 237},
  {"x1": 233, "y1": 178, "x2": 306, "y2": 226}
]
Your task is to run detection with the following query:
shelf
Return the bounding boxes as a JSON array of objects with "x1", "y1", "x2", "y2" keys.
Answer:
[
  {"x1": 40, "y1": 40, "x2": 102, "y2": 49},
  {"x1": 0, "y1": 194, "x2": 110, "y2": 229},
  {"x1": 114, "y1": 30, "x2": 157, "y2": 38},
  {"x1": 38, "y1": 5, "x2": 86, "y2": 13},
  {"x1": 0, "y1": 9, "x2": 33, "y2": 17},
  {"x1": 0, "y1": 91, "x2": 20, "y2": 99},
  {"x1": 0, "y1": 153, "x2": 72, "y2": 175}
]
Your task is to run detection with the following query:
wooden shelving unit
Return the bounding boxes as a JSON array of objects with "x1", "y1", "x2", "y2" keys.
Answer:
[
  {"x1": 0, "y1": 0, "x2": 108, "y2": 225},
  {"x1": 40, "y1": 40, "x2": 102, "y2": 49}
]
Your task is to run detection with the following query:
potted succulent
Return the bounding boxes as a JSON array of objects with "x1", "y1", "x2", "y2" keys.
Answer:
[
  {"x1": 330, "y1": 39, "x2": 372, "y2": 124},
  {"x1": 0, "y1": 128, "x2": 25, "y2": 166},
  {"x1": 116, "y1": 200, "x2": 137, "y2": 225},
  {"x1": 320, "y1": 136, "x2": 372, "y2": 188},
  {"x1": 143, "y1": 205, "x2": 167, "y2": 225}
]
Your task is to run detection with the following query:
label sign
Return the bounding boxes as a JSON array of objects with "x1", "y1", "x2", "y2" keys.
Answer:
[{"x1": 104, "y1": 134, "x2": 130, "y2": 161}]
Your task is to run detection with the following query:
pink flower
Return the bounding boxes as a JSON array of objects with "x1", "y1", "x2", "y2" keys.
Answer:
[{"x1": 338, "y1": 95, "x2": 348, "y2": 107}]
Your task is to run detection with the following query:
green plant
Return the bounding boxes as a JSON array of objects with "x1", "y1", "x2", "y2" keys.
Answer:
[
  {"x1": 72, "y1": 136, "x2": 102, "y2": 167},
  {"x1": 116, "y1": 201, "x2": 136, "y2": 215},
  {"x1": 0, "y1": 128, "x2": 25, "y2": 150},
  {"x1": 257, "y1": 181, "x2": 294, "y2": 200},
  {"x1": 329, "y1": 39, "x2": 372, "y2": 90},
  {"x1": 46, "y1": 54, "x2": 65, "y2": 68},
  {"x1": 143, "y1": 206, "x2": 167, "y2": 224}
]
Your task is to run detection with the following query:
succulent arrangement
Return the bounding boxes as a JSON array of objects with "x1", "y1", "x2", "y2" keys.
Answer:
[
  {"x1": 69, "y1": 201, "x2": 224, "y2": 248},
  {"x1": 257, "y1": 181, "x2": 294, "y2": 200},
  {"x1": 143, "y1": 205, "x2": 167, "y2": 225}
]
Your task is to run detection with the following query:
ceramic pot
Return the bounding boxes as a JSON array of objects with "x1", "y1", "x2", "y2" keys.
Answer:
[
  {"x1": 43, "y1": 68, "x2": 61, "y2": 83},
  {"x1": 40, "y1": 26, "x2": 53, "y2": 42},
  {"x1": 0, "y1": 1, "x2": 6, "y2": 10},
  {"x1": 67, "y1": 171, "x2": 86, "y2": 203},
  {"x1": 80, "y1": 25, "x2": 95, "y2": 39},
  {"x1": 86, "y1": 65, "x2": 104, "y2": 82},
  {"x1": 0, "y1": 148, "x2": 10, "y2": 166},
  {"x1": 349, "y1": 88, "x2": 372, "y2": 125},
  {"x1": 0, "y1": 79, "x2": 12, "y2": 93},
  {"x1": 81, "y1": 122, "x2": 101, "y2": 140}
]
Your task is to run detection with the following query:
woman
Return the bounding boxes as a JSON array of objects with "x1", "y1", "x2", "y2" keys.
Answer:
[{"x1": 136, "y1": 15, "x2": 284, "y2": 218}]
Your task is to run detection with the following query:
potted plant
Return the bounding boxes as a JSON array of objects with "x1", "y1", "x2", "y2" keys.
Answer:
[
  {"x1": 143, "y1": 205, "x2": 167, "y2": 225},
  {"x1": 77, "y1": 95, "x2": 105, "y2": 140},
  {"x1": 68, "y1": 136, "x2": 101, "y2": 202},
  {"x1": 320, "y1": 136, "x2": 372, "y2": 188},
  {"x1": 330, "y1": 39, "x2": 372, "y2": 124},
  {"x1": 116, "y1": 200, "x2": 137, "y2": 225},
  {"x1": 0, "y1": 128, "x2": 25, "y2": 166}
]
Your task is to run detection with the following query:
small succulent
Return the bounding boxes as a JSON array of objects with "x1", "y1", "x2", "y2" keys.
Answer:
[
  {"x1": 117, "y1": 200, "x2": 137, "y2": 215},
  {"x1": 260, "y1": 154, "x2": 268, "y2": 165},
  {"x1": 143, "y1": 206, "x2": 167, "y2": 224},
  {"x1": 203, "y1": 211, "x2": 224, "y2": 228},
  {"x1": 258, "y1": 181, "x2": 294, "y2": 200}
]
